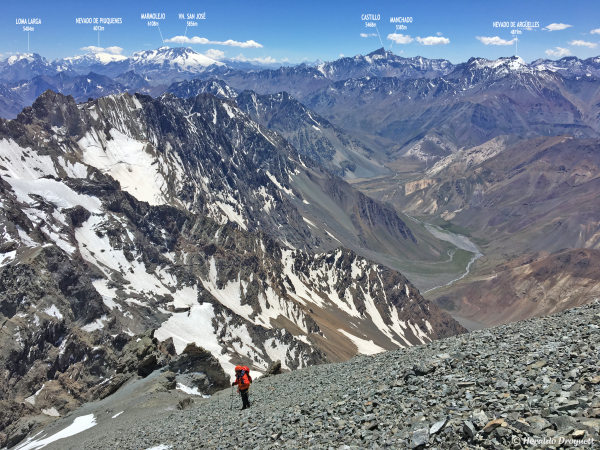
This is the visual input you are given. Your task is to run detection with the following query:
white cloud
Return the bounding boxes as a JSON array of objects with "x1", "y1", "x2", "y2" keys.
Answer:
[
  {"x1": 204, "y1": 49, "x2": 225, "y2": 60},
  {"x1": 282, "y1": 57, "x2": 289, "y2": 62},
  {"x1": 545, "y1": 47, "x2": 572, "y2": 57},
  {"x1": 232, "y1": 53, "x2": 276, "y2": 64},
  {"x1": 387, "y1": 33, "x2": 414, "y2": 44},
  {"x1": 476, "y1": 36, "x2": 517, "y2": 45},
  {"x1": 543, "y1": 23, "x2": 572, "y2": 31},
  {"x1": 105, "y1": 46, "x2": 123, "y2": 55},
  {"x1": 80, "y1": 46, "x2": 124, "y2": 54},
  {"x1": 592, "y1": 28, "x2": 600, "y2": 35},
  {"x1": 569, "y1": 39, "x2": 598, "y2": 48},
  {"x1": 80, "y1": 46, "x2": 103, "y2": 53},
  {"x1": 415, "y1": 36, "x2": 450, "y2": 45},
  {"x1": 436, "y1": 32, "x2": 443, "y2": 36},
  {"x1": 360, "y1": 33, "x2": 377, "y2": 38},
  {"x1": 164, "y1": 36, "x2": 263, "y2": 48}
]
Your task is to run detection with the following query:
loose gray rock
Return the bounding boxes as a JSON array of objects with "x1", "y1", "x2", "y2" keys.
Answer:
[
  {"x1": 430, "y1": 418, "x2": 447, "y2": 435},
  {"x1": 411, "y1": 428, "x2": 429, "y2": 448},
  {"x1": 9, "y1": 302, "x2": 600, "y2": 450},
  {"x1": 463, "y1": 420, "x2": 476, "y2": 438}
]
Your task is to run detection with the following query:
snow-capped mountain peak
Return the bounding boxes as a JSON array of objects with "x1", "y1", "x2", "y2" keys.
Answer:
[
  {"x1": 129, "y1": 46, "x2": 224, "y2": 70},
  {"x1": 470, "y1": 55, "x2": 527, "y2": 71},
  {"x1": 60, "y1": 51, "x2": 128, "y2": 67},
  {"x1": 6, "y1": 53, "x2": 45, "y2": 65},
  {"x1": 531, "y1": 55, "x2": 600, "y2": 78}
]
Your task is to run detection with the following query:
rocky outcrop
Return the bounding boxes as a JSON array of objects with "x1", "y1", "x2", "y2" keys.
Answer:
[
  {"x1": 116, "y1": 329, "x2": 174, "y2": 377},
  {"x1": 168, "y1": 344, "x2": 230, "y2": 395},
  {"x1": 263, "y1": 360, "x2": 282, "y2": 377}
]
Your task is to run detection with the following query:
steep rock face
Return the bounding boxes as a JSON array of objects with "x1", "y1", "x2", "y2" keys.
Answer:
[
  {"x1": 165, "y1": 78, "x2": 238, "y2": 100},
  {"x1": 235, "y1": 90, "x2": 390, "y2": 179},
  {"x1": 0, "y1": 243, "x2": 134, "y2": 447},
  {"x1": 116, "y1": 329, "x2": 175, "y2": 376},
  {"x1": 0, "y1": 169, "x2": 464, "y2": 444},
  {"x1": 3, "y1": 89, "x2": 424, "y2": 262}
]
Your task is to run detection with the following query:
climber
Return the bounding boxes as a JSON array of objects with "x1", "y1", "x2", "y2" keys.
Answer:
[{"x1": 232, "y1": 365, "x2": 252, "y2": 410}]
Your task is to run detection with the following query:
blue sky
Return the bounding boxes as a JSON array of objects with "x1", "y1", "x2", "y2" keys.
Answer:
[{"x1": 2, "y1": 0, "x2": 600, "y2": 64}]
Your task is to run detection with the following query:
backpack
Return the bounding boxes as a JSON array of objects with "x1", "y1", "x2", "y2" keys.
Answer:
[{"x1": 241, "y1": 366, "x2": 252, "y2": 383}]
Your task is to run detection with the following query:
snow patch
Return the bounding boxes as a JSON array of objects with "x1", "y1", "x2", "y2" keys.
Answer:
[
  {"x1": 42, "y1": 408, "x2": 60, "y2": 417},
  {"x1": 155, "y1": 303, "x2": 236, "y2": 375},
  {"x1": 24, "y1": 384, "x2": 45, "y2": 406},
  {"x1": 0, "y1": 139, "x2": 56, "y2": 179},
  {"x1": 265, "y1": 171, "x2": 294, "y2": 197},
  {"x1": 302, "y1": 217, "x2": 317, "y2": 228},
  {"x1": 338, "y1": 329, "x2": 385, "y2": 355},
  {"x1": 201, "y1": 257, "x2": 253, "y2": 320},
  {"x1": 4, "y1": 177, "x2": 102, "y2": 213},
  {"x1": 214, "y1": 201, "x2": 247, "y2": 230},
  {"x1": 44, "y1": 305, "x2": 63, "y2": 320},
  {"x1": 78, "y1": 128, "x2": 167, "y2": 205},
  {"x1": 81, "y1": 315, "x2": 107, "y2": 332},
  {"x1": 13, "y1": 413, "x2": 97, "y2": 450},
  {"x1": 176, "y1": 382, "x2": 210, "y2": 398}
]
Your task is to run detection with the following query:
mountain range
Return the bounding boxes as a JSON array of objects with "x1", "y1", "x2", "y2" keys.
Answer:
[{"x1": 2, "y1": 44, "x2": 600, "y2": 448}]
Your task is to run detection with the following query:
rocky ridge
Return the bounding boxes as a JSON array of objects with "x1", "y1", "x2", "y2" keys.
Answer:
[
  {"x1": 17, "y1": 301, "x2": 600, "y2": 449},
  {"x1": 304, "y1": 60, "x2": 600, "y2": 160},
  {"x1": 236, "y1": 90, "x2": 390, "y2": 179}
]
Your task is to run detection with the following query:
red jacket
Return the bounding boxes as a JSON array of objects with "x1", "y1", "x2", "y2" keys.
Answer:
[{"x1": 233, "y1": 372, "x2": 251, "y2": 391}]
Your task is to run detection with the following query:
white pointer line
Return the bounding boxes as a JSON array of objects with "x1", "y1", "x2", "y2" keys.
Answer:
[{"x1": 375, "y1": 26, "x2": 384, "y2": 49}]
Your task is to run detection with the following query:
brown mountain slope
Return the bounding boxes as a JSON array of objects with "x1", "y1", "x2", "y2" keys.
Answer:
[
  {"x1": 432, "y1": 248, "x2": 600, "y2": 326},
  {"x1": 394, "y1": 135, "x2": 600, "y2": 255},
  {"x1": 353, "y1": 135, "x2": 600, "y2": 325}
]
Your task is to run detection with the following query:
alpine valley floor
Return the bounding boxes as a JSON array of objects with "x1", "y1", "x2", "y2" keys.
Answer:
[{"x1": 12, "y1": 301, "x2": 600, "y2": 450}]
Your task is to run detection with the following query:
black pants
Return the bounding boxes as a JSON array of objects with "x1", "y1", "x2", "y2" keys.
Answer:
[{"x1": 240, "y1": 388, "x2": 250, "y2": 409}]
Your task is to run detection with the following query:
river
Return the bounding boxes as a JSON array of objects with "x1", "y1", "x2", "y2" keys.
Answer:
[{"x1": 421, "y1": 223, "x2": 483, "y2": 293}]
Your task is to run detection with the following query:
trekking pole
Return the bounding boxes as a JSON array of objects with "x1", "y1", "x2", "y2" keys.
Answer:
[{"x1": 229, "y1": 385, "x2": 234, "y2": 411}]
